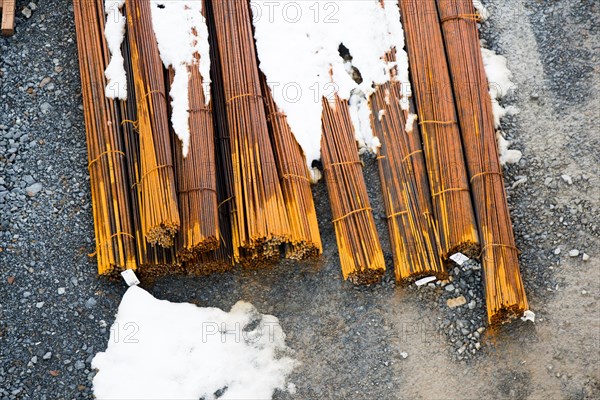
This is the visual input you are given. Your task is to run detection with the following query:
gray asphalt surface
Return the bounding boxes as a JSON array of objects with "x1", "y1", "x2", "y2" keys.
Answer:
[{"x1": 1, "y1": 0, "x2": 599, "y2": 399}]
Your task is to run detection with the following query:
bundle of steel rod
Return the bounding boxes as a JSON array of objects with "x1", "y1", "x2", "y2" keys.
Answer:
[
  {"x1": 436, "y1": 0, "x2": 529, "y2": 324},
  {"x1": 399, "y1": 0, "x2": 480, "y2": 259},
  {"x1": 125, "y1": 0, "x2": 179, "y2": 248},
  {"x1": 321, "y1": 96, "x2": 385, "y2": 284},
  {"x1": 119, "y1": 28, "x2": 177, "y2": 273},
  {"x1": 370, "y1": 61, "x2": 446, "y2": 283},
  {"x1": 209, "y1": 0, "x2": 291, "y2": 266},
  {"x1": 167, "y1": 65, "x2": 219, "y2": 261},
  {"x1": 73, "y1": 0, "x2": 137, "y2": 276},
  {"x1": 260, "y1": 74, "x2": 322, "y2": 260},
  {"x1": 183, "y1": 0, "x2": 237, "y2": 276}
]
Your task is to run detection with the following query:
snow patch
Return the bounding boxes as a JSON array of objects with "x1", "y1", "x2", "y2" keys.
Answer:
[
  {"x1": 472, "y1": 1, "x2": 490, "y2": 21},
  {"x1": 480, "y1": 36, "x2": 521, "y2": 165},
  {"x1": 521, "y1": 310, "x2": 536, "y2": 323},
  {"x1": 405, "y1": 113, "x2": 418, "y2": 133},
  {"x1": 92, "y1": 286, "x2": 297, "y2": 400},
  {"x1": 252, "y1": 0, "x2": 409, "y2": 167},
  {"x1": 150, "y1": 1, "x2": 211, "y2": 157},
  {"x1": 104, "y1": 0, "x2": 127, "y2": 100},
  {"x1": 497, "y1": 132, "x2": 522, "y2": 165}
]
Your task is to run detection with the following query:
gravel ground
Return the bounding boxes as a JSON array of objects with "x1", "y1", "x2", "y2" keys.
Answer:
[{"x1": 1, "y1": 0, "x2": 598, "y2": 399}]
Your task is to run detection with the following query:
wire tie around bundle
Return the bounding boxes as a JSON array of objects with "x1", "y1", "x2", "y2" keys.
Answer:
[
  {"x1": 188, "y1": 107, "x2": 211, "y2": 113},
  {"x1": 469, "y1": 171, "x2": 504, "y2": 183},
  {"x1": 440, "y1": 13, "x2": 481, "y2": 23},
  {"x1": 401, "y1": 150, "x2": 424, "y2": 163},
  {"x1": 418, "y1": 120, "x2": 457, "y2": 126},
  {"x1": 332, "y1": 207, "x2": 373, "y2": 224},
  {"x1": 141, "y1": 89, "x2": 166, "y2": 102},
  {"x1": 178, "y1": 186, "x2": 218, "y2": 194},
  {"x1": 89, "y1": 231, "x2": 136, "y2": 257},
  {"x1": 478, "y1": 243, "x2": 521, "y2": 258},
  {"x1": 280, "y1": 173, "x2": 311, "y2": 183},
  {"x1": 387, "y1": 210, "x2": 409, "y2": 219},
  {"x1": 88, "y1": 150, "x2": 126, "y2": 170},
  {"x1": 431, "y1": 187, "x2": 470, "y2": 197},
  {"x1": 266, "y1": 111, "x2": 287, "y2": 122},
  {"x1": 140, "y1": 164, "x2": 173, "y2": 182},
  {"x1": 120, "y1": 119, "x2": 139, "y2": 130},
  {"x1": 226, "y1": 93, "x2": 263, "y2": 104},
  {"x1": 218, "y1": 196, "x2": 234, "y2": 209}
]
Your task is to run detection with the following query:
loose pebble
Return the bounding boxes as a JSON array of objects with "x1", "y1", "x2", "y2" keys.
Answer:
[
  {"x1": 447, "y1": 296, "x2": 467, "y2": 308},
  {"x1": 569, "y1": 249, "x2": 580, "y2": 257}
]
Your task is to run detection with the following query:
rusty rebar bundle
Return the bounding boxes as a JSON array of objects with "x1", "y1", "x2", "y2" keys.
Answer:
[
  {"x1": 400, "y1": 0, "x2": 480, "y2": 259},
  {"x1": 125, "y1": 0, "x2": 180, "y2": 248},
  {"x1": 321, "y1": 96, "x2": 385, "y2": 285},
  {"x1": 371, "y1": 76, "x2": 447, "y2": 283},
  {"x1": 209, "y1": 0, "x2": 291, "y2": 266},
  {"x1": 73, "y1": 0, "x2": 137, "y2": 275},
  {"x1": 437, "y1": 0, "x2": 529, "y2": 324},
  {"x1": 260, "y1": 74, "x2": 322, "y2": 260}
]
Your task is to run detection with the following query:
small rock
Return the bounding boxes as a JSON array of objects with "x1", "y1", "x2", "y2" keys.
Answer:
[
  {"x1": 57, "y1": 287, "x2": 66, "y2": 295},
  {"x1": 569, "y1": 249, "x2": 580, "y2": 257},
  {"x1": 447, "y1": 296, "x2": 467, "y2": 308},
  {"x1": 561, "y1": 174, "x2": 573, "y2": 185},
  {"x1": 40, "y1": 102, "x2": 52, "y2": 114},
  {"x1": 26, "y1": 183, "x2": 43, "y2": 197},
  {"x1": 7, "y1": 276, "x2": 15, "y2": 284},
  {"x1": 43, "y1": 352, "x2": 52, "y2": 360},
  {"x1": 29, "y1": 2, "x2": 38, "y2": 11},
  {"x1": 467, "y1": 300, "x2": 476, "y2": 310},
  {"x1": 21, "y1": 7, "x2": 32, "y2": 18},
  {"x1": 444, "y1": 284, "x2": 455, "y2": 292},
  {"x1": 582, "y1": 253, "x2": 590, "y2": 262},
  {"x1": 553, "y1": 247, "x2": 561, "y2": 255},
  {"x1": 30, "y1": 356, "x2": 38, "y2": 364},
  {"x1": 74, "y1": 360, "x2": 85, "y2": 370},
  {"x1": 85, "y1": 297, "x2": 97, "y2": 309},
  {"x1": 36, "y1": 302, "x2": 44, "y2": 308},
  {"x1": 39, "y1": 77, "x2": 52, "y2": 88},
  {"x1": 23, "y1": 291, "x2": 32, "y2": 298},
  {"x1": 400, "y1": 352, "x2": 408, "y2": 359}
]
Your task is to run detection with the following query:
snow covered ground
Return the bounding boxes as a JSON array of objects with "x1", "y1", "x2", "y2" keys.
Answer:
[{"x1": 92, "y1": 286, "x2": 297, "y2": 400}]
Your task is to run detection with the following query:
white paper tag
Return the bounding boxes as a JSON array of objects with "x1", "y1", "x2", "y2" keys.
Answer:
[
  {"x1": 450, "y1": 252, "x2": 470, "y2": 266},
  {"x1": 415, "y1": 276, "x2": 437, "y2": 286},
  {"x1": 121, "y1": 269, "x2": 140, "y2": 287}
]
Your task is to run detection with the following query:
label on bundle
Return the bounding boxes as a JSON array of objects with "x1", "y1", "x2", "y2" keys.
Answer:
[
  {"x1": 121, "y1": 269, "x2": 140, "y2": 287},
  {"x1": 450, "y1": 253, "x2": 470, "y2": 266},
  {"x1": 415, "y1": 276, "x2": 437, "y2": 287}
]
